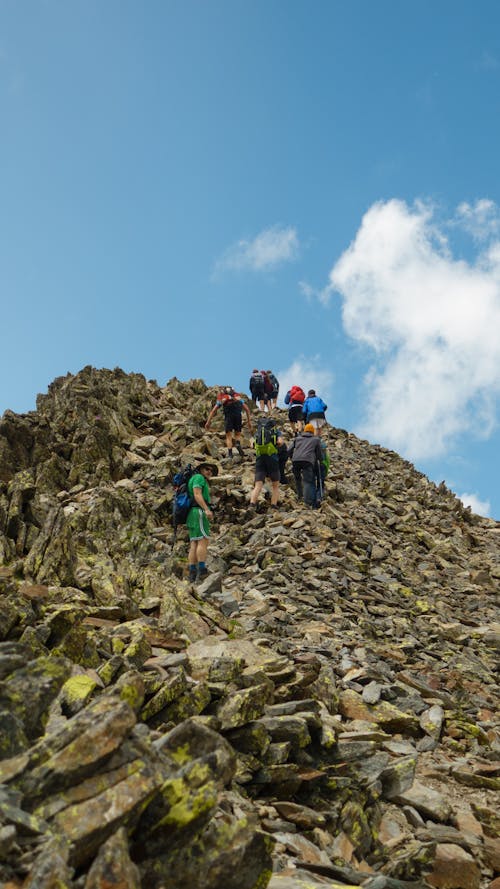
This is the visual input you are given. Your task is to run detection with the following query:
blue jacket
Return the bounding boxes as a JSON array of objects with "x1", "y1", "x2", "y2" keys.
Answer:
[{"x1": 302, "y1": 395, "x2": 327, "y2": 421}]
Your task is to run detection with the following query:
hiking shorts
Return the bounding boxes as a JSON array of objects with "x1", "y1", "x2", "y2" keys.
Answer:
[
  {"x1": 186, "y1": 506, "x2": 210, "y2": 540},
  {"x1": 251, "y1": 384, "x2": 265, "y2": 401},
  {"x1": 254, "y1": 454, "x2": 280, "y2": 483},
  {"x1": 223, "y1": 410, "x2": 242, "y2": 433},
  {"x1": 309, "y1": 417, "x2": 326, "y2": 431},
  {"x1": 288, "y1": 405, "x2": 303, "y2": 423}
]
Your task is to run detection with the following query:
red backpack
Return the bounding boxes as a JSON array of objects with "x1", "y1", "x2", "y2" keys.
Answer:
[
  {"x1": 290, "y1": 385, "x2": 305, "y2": 403},
  {"x1": 218, "y1": 387, "x2": 240, "y2": 406}
]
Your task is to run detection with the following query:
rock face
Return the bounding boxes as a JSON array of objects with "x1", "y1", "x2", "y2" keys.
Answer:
[{"x1": 0, "y1": 366, "x2": 498, "y2": 889}]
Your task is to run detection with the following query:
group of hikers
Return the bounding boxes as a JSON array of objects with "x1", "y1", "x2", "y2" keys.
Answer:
[
  {"x1": 180, "y1": 375, "x2": 330, "y2": 583},
  {"x1": 249, "y1": 369, "x2": 280, "y2": 410}
]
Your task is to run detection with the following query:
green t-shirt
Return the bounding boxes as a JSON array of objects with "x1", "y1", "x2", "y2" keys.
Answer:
[{"x1": 187, "y1": 473, "x2": 211, "y2": 507}]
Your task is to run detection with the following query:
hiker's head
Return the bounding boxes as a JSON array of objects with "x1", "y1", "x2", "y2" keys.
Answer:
[
  {"x1": 308, "y1": 389, "x2": 316, "y2": 397},
  {"x1": 197, "y1": 461, "x2": 218, "y2": 477},
  {"x1": 252, "y1": 368, "x2": 259, "y2": 373},
  {"x1": 304, "y1": 423, "x2": 315, "y2": 434},
  {"x1": 224, "y1": 386, "x2": 234, "y2": 397}
]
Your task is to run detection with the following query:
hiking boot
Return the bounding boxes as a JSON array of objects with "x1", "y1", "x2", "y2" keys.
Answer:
[
  {"x1": 236, "y1": 443, "x2": 244, "y2": 456},
  {"x1": 188, "y1": 567, "x2": 197, "y2": 583},
  {"x1": 197, "y1": 566, "x2": 209, "y2": 581}
]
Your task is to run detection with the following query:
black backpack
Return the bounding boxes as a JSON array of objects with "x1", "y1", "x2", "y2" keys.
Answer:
[
  {"x1": 255, "y1": 418, "x2": 278, "y2": 456},
  {"x1": 171, "y1": 464, "x2": 195, "y2": 529}
]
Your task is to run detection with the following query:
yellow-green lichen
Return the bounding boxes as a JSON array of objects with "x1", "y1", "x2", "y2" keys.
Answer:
[
  {"x1": 169, "y1": 743, "x2": 191, "y2": 766},
  {"x1": 61, "y1": 674, "x2": 97, "y2": 705},
  {"x1": 154, "y1": 769, "x2": 217, "y2": 829},
  {"x1": 413, "y1": 598, "x2": 430, "y2": 612}
]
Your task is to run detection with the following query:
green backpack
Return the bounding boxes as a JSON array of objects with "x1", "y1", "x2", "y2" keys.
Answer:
[{"x1": 255, "y1": 418, "x2": 278, "y2": 456}]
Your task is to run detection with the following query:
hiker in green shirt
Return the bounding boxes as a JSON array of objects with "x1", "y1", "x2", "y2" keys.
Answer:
[{"x1": 186, "y1": 460, "x2": 217, "y2": 582}]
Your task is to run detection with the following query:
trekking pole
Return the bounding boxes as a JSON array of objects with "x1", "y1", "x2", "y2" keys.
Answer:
[{"x1": 316, "y1": 461, "x2": 323, "y2": 505}]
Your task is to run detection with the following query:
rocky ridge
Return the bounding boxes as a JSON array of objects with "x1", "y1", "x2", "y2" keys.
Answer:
[{"x1": 0, "y1": 365, "x2": 498, "y2": 889}]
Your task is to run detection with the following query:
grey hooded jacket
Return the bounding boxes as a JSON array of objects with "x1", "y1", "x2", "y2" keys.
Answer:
[{"x1": 288, "y1": 432, "x2": 322, "y2": 465}]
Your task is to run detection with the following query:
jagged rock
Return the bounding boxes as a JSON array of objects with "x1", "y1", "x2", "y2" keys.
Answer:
[
  {"x1": 22, "y1": 836, "x2": 73, "y2": 888},
  {"x1": 0, "y1": 368, "x2": 498, "y2": 887},
  {"x1": 139, "y1": 800, "x2": 274, "y2": 889},
  {"x1": 426, "y1": 843, "x2": 481, "y2": 888},
  {"x1": 215, "y1": 683, "x2": 272, "y2": 729},
  {"x1": 0, "y1": 654, "x2": 72, "y2": 749},
  {"x1": 393, "y1": 781, "x2": 452, "y2": 823},
  {"x1": 84, "y1": 827, "x2": 140, "y2": 888}
]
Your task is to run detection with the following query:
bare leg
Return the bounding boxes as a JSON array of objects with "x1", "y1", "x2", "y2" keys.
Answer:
[
  {"x1": 250, "y1": 480, "x2": 264, "y2": 504},
  {"x1": 195, "y1": 538, "x2": 208, "y2": 562}
]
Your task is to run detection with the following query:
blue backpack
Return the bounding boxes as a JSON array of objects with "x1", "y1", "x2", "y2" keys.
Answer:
[{"x1": 172, "y1": 464, "x2": 195, "y2": 528}]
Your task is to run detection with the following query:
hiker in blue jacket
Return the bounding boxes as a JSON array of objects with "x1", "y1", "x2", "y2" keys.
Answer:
[{"x1": 302, "y1": 389, "x2": 327, "y2": 432}]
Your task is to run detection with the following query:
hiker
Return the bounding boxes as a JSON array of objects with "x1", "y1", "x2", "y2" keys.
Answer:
[
  {"x1": 302, "y1": 389, "x2": 328, "y2": 432},
  {"x1": 284, "y1": 384, "x2": 305, "y2": 433},
  {"x1": 186, "y1": 460, "x2": 218, "y2": 582},
  {"x1": 278, "y1": 441, "x2": 289, "y2": 484},
  {"x1": 250, "y1": 416, "x2": 284, "y2": 508},
  {"x1": 262, "y1": 370, "x2": 274, "y2": 410},
  {"x1": 288, "y1": 423, "x2": 323, "y2": 508},
  {"x1": 205, "y1": 387, "x2": 253, "y2": 458},
  {"x1": 249, "y1": 369, "x2": 266, "y2": 411},
  {"x1": 266, "y1": 370, "x2": 279, "y2": 410},
  {"x1": 316, "y1": 436, "x2": 330, "y2": 504}
]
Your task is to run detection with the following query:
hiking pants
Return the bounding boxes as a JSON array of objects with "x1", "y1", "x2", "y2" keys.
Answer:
[{"x1": 292, "y1": 460, "x2": 316, "y2": 507}]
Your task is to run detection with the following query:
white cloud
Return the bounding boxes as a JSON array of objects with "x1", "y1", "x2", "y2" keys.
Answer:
[
  {"x1": 298, "y1": 279, "x2": 331, "y2": 305},
  {"x1": 328, "y1": 198, "x2": 500, "y2": 459},
  {"x1": 276, "y1": 356, "x2": 334, "y2": 409},
  {"x1": 459, "y1": 492, "x2": 491, "y2": 517},
  {"x1": 214, "y1": 225, "x2": 299, "y2": 274},
  {"x1": 298, "y1": 280, "x2": 315, "y2": 301},
  {"x1": 455, "y1": 199, "x2": 500, "y2": 241}
]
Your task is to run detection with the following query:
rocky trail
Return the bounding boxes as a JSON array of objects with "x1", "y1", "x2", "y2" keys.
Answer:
[{"x1": 0, "y1": 366, "x2": 498, "y2": 889}]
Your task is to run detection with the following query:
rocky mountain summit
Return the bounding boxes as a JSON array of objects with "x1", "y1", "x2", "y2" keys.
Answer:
[{"x1": 0, "y1": 365, "x2": 498, "y2": 889}]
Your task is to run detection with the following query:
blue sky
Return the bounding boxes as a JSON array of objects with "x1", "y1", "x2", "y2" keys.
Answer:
[{"x1": 1, "y1": 1, "x2": 500, "y2": 518}]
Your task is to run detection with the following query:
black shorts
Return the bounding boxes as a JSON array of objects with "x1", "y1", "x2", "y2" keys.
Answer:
[
  {"x1": 251, "y1": 385, "x2": 265, "y2": 400},
  {"x1": 288, "y1": 405, "x2": 304, "y2": 422},
  {"x1": 254, "y1": 454, "x2": 280, "y2": 482},
  {"x1": 224, "y1": 408, "x2": 242, "y2": 433}
]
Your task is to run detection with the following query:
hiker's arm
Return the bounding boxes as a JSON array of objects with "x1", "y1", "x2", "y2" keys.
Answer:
[
  {"x1": 243, "y1": 402, "x2": 253, "y2": 430},
  {"x1": 205, "y1": 405, "x2": 219, "y2": 429},
  {"x1": 193, "y1": 486, "x2": 213, "y2": 517}
]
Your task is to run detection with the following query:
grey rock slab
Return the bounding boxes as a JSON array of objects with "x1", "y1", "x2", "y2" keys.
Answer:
[{"x1": 393, "y1": 780, "x2": 452, "y2": 823}]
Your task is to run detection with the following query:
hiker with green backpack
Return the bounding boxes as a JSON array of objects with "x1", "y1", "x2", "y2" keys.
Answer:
[{"x1": 250, "y1": 417, "x2": 284, "y2": 508}]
